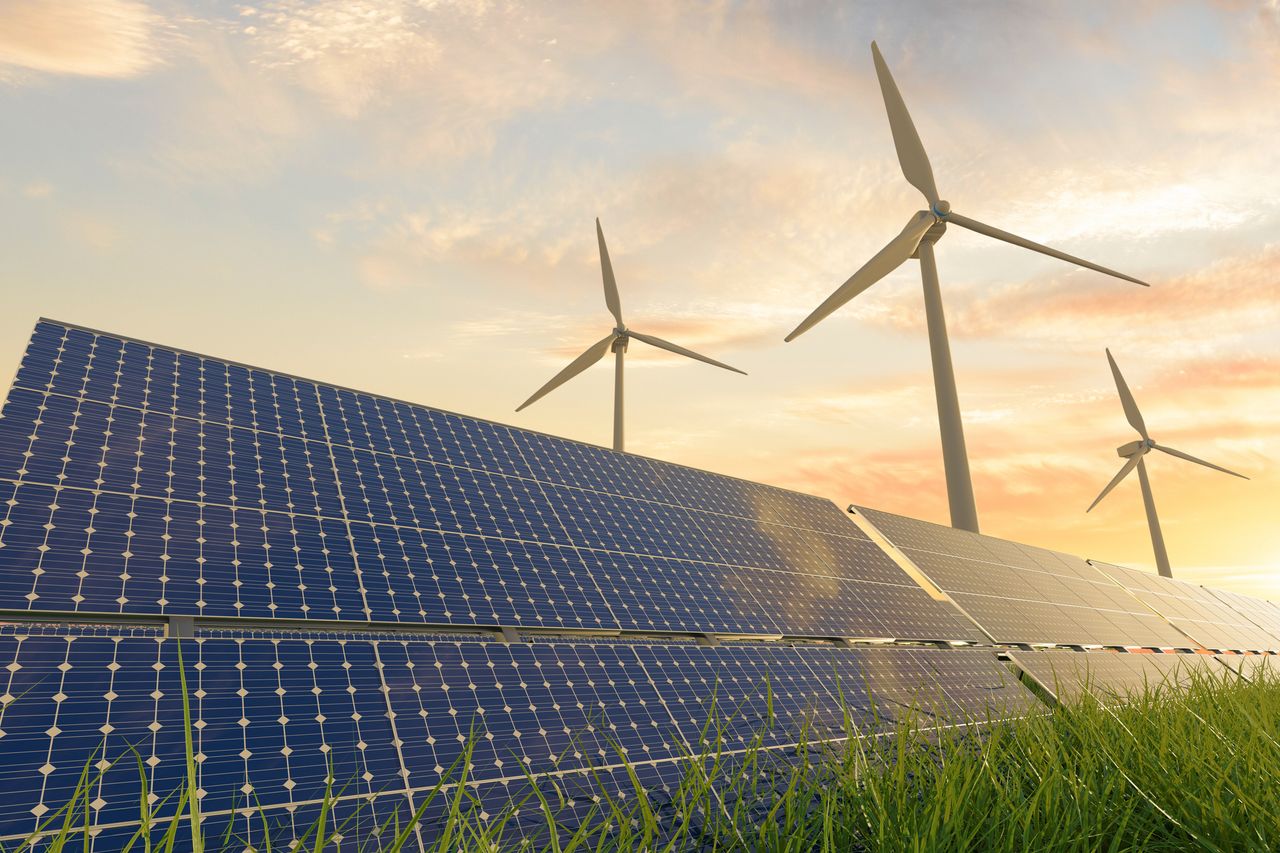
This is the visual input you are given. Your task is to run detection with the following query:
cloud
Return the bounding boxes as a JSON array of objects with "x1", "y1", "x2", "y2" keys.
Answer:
[
  {"x1": 144, "y1": 35, "x2": 304, "y2": 183},
  {"x1": 251, "y1": 0, "x2": 443, "y2": 118},
  {"x1": 0, "y1": 0, "x2": 162, "y2": 79},
  {"x1": 746, "y1": 341, "x2": 1278, "y2": 599},
  {"x1": 245, "y1": 0, "x2": 582, "y2": 164},
  {"x1": 21, "y1": 181, "x2": 53, "y2": 199},
  {"x1": 940, "y1": 244, "x2": 1280, "y2": 355}
]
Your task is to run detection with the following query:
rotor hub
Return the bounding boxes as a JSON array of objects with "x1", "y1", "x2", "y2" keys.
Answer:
[
  {"x1": 1116, "y1": 438, "x2": 1152, "y2": 458},
  {"x1": 931, "y1": 199, "x2": 951, "y2": 219}
]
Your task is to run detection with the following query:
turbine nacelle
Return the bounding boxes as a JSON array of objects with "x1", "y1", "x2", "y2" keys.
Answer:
[
  {"x1": 1116, "y1": 439, "x2": 1151, "y2": 458},
  {"x1": 785, "y1": 43, "x2": 1148, "y2": 347}
]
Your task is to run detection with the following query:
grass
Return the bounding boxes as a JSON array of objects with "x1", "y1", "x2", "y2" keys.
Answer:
[{"x1": 9, "y1": 660, "x2": 1280, "y2": 852}]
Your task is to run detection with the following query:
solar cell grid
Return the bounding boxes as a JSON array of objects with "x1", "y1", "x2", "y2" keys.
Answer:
[
  {"x1": 0, "y1": 320, "x2": 975, "y2": 644},
  {"x1": 0, "y1": 634, "x2": 1034, "y2": 848},
  {"x1": 1090, "y1": 561, "x2": 1280, "y2": 653},
  {"x1": 855, "y1": 506, "x2": 1191, "y2": 649}
]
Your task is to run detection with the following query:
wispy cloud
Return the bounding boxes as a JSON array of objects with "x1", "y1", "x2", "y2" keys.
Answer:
[{"x1": 0, "y1": 0, "x2": 163, "y2": 79}]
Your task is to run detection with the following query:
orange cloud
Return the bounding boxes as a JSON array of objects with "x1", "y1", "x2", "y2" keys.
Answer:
[{"x1": 0, "y1": 0, "x2": 162, "y2": 79}]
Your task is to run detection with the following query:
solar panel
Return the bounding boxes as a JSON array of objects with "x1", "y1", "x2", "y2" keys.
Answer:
[
  {"x1": 0, "y1": 633, "x2": 1035, "y2": 847},
  {"x1": 1009, "y1": 651, "x2": 1221, "y2": 705},
  {"x1": 0, "y1": 320, "x2": 975, "y2": 642},
  {"x1": 1089, "y1": 560, "x2": 1280, "y2": 653},
  {"x1": 1215, "y1": 654, "x2": 1276, "y2": 682},
  {"x1": 854, "y1": 506, "x2": 1190, "y2": 648},
  {"x1": 1203, "y1": 587, "x2": 1280, "y2": 649}
]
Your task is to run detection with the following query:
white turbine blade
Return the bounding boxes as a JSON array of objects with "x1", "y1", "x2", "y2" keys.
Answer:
[
  {"x1": 945, "y1": 211, "x2": 1149, "y2": 286},
  {"x1": 516, "y1": 333, "x2": 617, "y2": 412},
  {"x1": 597, "y1": 218, "x2": 623, "y2": 327},
  {"x1": 871, "y1": 41, "x2": 939, "y2": 206},
  {"x1": 1152, "y1": 444, "x2": 1249, "y2": 480},
  {"x1": 1106, "y1": 348, "x2": 1149, "y2": 440},
  {"x1": 627, "y1": 330, "x2": 747, "y2": 375},
  {"x1": 1087, "y1": 453, "x2": 1143, "y2": 512},
  {"x1": 785, "y1": 211, "x2": 935, "y2": 342}
]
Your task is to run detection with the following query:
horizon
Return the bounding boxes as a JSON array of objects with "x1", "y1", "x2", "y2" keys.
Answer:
[{"x1": 1, "y1": 0, "x2": 1276, "y2": 599}]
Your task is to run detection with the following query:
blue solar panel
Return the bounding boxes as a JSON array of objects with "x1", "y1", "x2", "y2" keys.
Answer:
[
  {"x1": 0, "y1": 320, "x2": 974, "y2": 642},
  {"x1": 0, "y1": 633, "x2": 1033, "y2": 847}
]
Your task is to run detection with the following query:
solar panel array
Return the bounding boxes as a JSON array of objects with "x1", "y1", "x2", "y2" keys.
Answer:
[
  {"x1": 0, "y1": 319, "x2": 1275, "y2": 848},
  {"x1": 0, "y1": 320, "x2": 975, "y2": 643},
  {"x1": 854, "y1": 507, "x2": 1188, "y2": 648},
  {"x1": 1090, "y1": 560, "x2": 1280, "y2": 653},
  {"x1": 0, "y1": 631, "x2": 1033, "y2": 847}
]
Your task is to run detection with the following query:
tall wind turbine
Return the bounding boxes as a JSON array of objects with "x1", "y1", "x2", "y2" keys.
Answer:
[
  {"x1": 785, "y1": 41, "x2": 1149, "y2": 534},
  {"x1": 1087, "y1": 349, "x2": 1248, "y2": 578},
  {"x1": 517, "y1": 219, "x2": 746, "y2": 452}
]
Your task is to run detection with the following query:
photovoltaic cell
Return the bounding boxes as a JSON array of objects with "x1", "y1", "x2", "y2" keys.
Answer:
[
  {"x1": 0, "y1": 634, "x2": 1034, "y2": 848},
  {"x1": 855, "y1": 506, "x2": 1190, "y2": 648},
  {"x1": 0, "y1": 320, "x2": 974, "y2": 642},
  {"x1": 1090, "y1": 560, "x2": 1280, "y2": 653},
  {"x1": 1009, "y1": 650, "x2": 1222, "y2": 705}
]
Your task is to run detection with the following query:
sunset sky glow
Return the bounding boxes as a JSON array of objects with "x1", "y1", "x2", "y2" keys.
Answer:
[{"x1": 1, "y1": 0, "x2": 1276, "y2": 598}]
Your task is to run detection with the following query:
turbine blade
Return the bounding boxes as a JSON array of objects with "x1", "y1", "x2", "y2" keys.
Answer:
[
  {"x1": 785, "y1": 211, "x2": 935, "y2": 342},
  {"x1": 516, "y1": 333, "x2": 617, "y2": 412},
  {"x1": 1106, "y1": 348, "x2": 1149, "y2": 440},
  {"x1": 871, "y1": 41, "x2": 939, "y2": 205},
  {"x1": 597, "y1": 218, "x2": 623, "y2": 327},
  {"x1": 1087, "y1": 453, "x2": 1143, "y2": 512},
  {"x1": 627, "y1": 330, "x2": 747, "y2": 375},
  {"x1": 1152, "y1": 444, "x2": 1249, "y2": 480},
  {"x1": 945, "y1": 211, "x2": 1149, "y2": 286}
]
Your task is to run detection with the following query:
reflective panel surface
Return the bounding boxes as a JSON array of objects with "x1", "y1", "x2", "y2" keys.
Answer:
[
  {"x1": 1009, "y1": 650, "x2": 1221, "y2": 705},
  {"x1": 855, "y1": 507, "x2": 1189, "y2": 648},
  {"x1": 1214, "y1": 653, "x2": 1277, "y2": 682},
  {"x1": 1204, "y1": 587, "x2": 1280, "y2": 650},
  {"x1": 1091, "y1": 560, "x2": 1280, "y2": 653}
]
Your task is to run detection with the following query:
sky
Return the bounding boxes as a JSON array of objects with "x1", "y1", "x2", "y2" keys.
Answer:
[{"x1": 0, "y1": 0, "x2": 1276, "y2": 600}]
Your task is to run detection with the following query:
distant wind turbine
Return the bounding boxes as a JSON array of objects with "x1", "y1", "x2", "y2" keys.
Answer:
[
  {"x1": 785, "y1": 41, "x2": 1149, "y2": 534},
  {"x1": 1087, "y1": 349, "x2": 1249, "y2": 578},
  {"x1": 517, "y1": 219, "x2": 746, "y2": 452}
]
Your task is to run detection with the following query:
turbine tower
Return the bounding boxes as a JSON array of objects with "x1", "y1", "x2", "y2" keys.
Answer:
[
  {"x1": 517, "y1": 219, "x2": 746, "y2": 452},
  {"x1": 1087, "y1": 349, "x2": 1248, "y2": 578},
  {"x1": 786, "y1": 41, "x2": 1149, "y2": 534}
]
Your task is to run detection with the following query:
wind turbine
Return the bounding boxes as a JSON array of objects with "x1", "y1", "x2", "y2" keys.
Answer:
[
  {"x1": 516, "y1": 219, "x2": 746, "y2": 452},
  {"x1": 785, "y1": 41, "x2": 1149, "y2": 534},
  {"x1": 1087, "y1": 349, "x2": 1248, "y2": 578}
]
